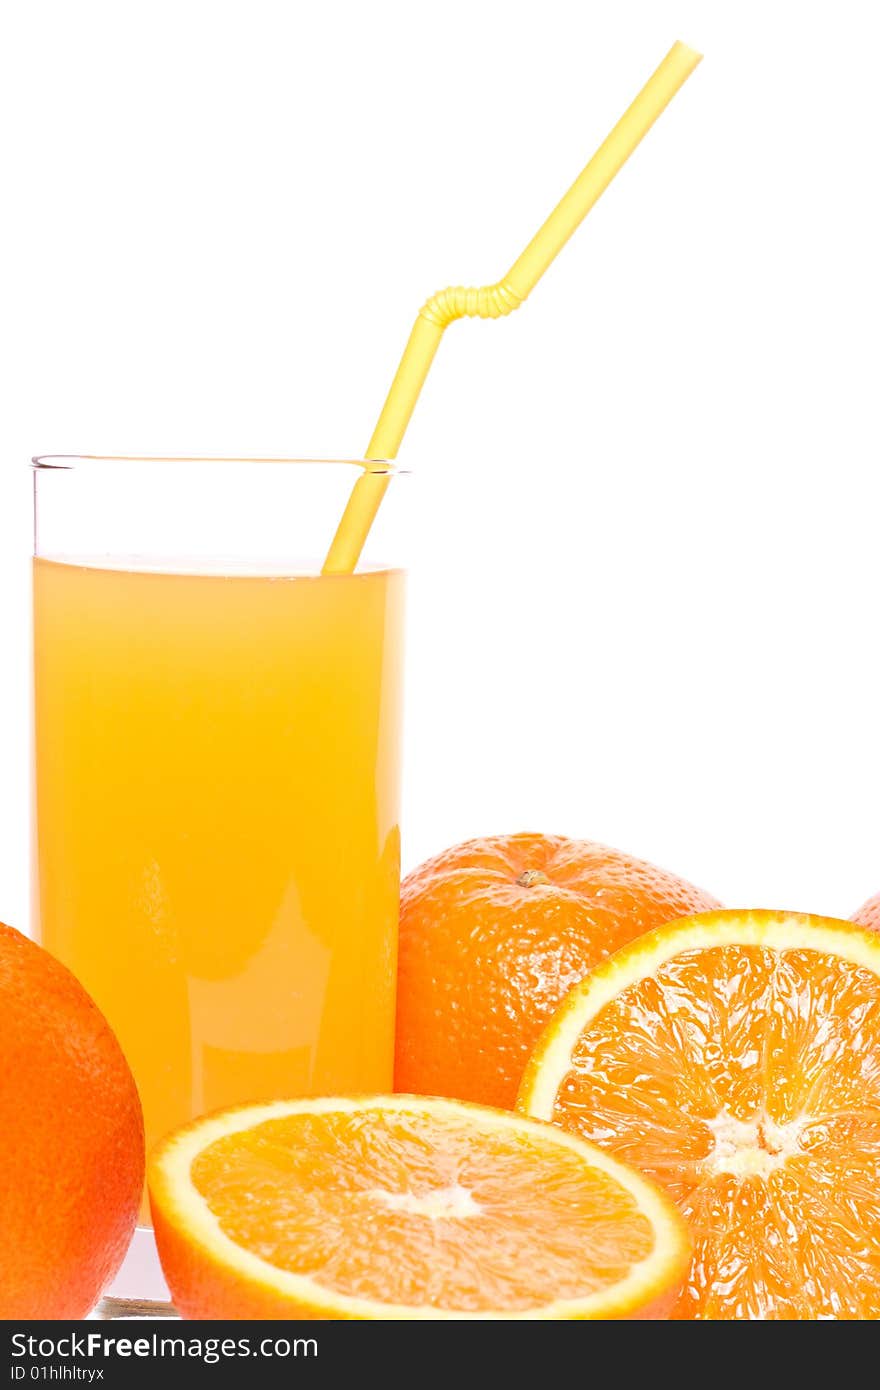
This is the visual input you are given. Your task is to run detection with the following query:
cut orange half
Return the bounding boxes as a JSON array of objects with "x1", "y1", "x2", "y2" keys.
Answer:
[
  {"x1": 518, "y1": 909, "x2": 880, "y2": 1320},
  {"x1": 149, "y1": 1094, "x2": 690, "y2": 1320}
]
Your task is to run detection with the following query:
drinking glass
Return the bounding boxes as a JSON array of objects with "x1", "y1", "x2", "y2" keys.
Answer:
[{"x1": 32, "y1": 456, "x2": 406, "y2": 1312}]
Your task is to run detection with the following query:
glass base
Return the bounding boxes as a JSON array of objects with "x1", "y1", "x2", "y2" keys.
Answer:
[{"x1": 94, "y1": 1227, "x2": 177, "y2": 1319}]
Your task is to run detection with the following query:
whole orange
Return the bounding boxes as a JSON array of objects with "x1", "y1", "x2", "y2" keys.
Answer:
[
  {"x1": 395, "y1": 833, "x2": 720, "y2": 1109},
  {"x1": 852, "y1": 893, "x2": 880, "y2": 931},
  {"x1": 0, "y1": 921, "x2": 144, "y2": 1317}
]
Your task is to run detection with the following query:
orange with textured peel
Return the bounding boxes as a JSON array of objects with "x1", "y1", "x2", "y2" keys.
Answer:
[
  {"x1": 851, "y1": 892, "x2": 880, "y2": 931},
  {"x1": 396, "y1": 833, "x2": 719, "y2": 1108},
  {"x1": 519, "y1": 909, "x2": 880, "y2": 1320},
  {"x1": 0, "y1": 920, "x2": 144, "y2": 1318},
  {"x1": 149, "y1": 1095, "x2": 690, "y2": 1320}
]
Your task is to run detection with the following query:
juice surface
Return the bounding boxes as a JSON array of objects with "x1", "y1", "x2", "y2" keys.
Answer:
[{"x1": 33, "y1": 557, "x2": 404, "y2": 1202}]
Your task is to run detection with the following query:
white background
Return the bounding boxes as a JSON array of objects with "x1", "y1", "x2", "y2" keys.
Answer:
[{"x1": 2, "y1": 0, "x2": 879, "y2": 931}]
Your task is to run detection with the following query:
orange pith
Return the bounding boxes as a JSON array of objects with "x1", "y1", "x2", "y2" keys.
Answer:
[
  {"x1": 518, "y1": 910, "x2": 880, "y2": 1320},
  {"x1": 149, "y1": 1096, "x2": 691, "y2": 1320}
]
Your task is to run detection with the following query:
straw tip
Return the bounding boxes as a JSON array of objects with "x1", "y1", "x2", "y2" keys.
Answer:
[{"x1": 672, "y1": 39, "x2": 704, "y2": 67}]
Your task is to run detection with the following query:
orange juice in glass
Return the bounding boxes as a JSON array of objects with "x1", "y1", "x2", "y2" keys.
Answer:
[{"x1": 31, "y1": 456, "x2": 406, "y2": 1307}]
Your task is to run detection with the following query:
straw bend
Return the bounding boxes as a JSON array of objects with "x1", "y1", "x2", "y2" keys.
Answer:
[{"x1": 421, "y1": 280, "x2": 524, "y2": 327}]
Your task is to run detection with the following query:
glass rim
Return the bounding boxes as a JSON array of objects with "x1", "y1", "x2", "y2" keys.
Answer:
[{"x1": 31, "y1": 454, "x2": 406, "y2": 475}]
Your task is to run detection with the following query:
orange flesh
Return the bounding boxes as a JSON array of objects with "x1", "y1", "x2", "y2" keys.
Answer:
[
  {"x1": 551, "y1": 945, "x2": 880, "y2": 1319},
  {"x1": 190, "y1": 1109, "x2": 655, "y2": 1312}
]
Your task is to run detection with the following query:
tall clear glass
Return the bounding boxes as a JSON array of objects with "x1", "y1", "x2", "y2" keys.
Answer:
[{"x1": 32, "y1": 457, "x2": 406, "y2": 1312}]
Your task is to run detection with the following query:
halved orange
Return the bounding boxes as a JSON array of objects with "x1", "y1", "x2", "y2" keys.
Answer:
[
  {"x1": 518, "y1": 909, "x2": 880, "y2": 1320},
  {"x1": 149, "y1": 1095, "x2": 690, "y2": 1320}
]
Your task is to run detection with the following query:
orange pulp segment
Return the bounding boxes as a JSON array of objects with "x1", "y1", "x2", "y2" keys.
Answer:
[
  {"x1": 519, "y1": 910, "x2": 880, "y2": 1319},
  {"x1": 149, "y1": 1095, "x2": 690, "y2": 1319}
]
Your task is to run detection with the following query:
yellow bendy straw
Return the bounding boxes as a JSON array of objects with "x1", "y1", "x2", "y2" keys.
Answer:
[{"x1": 322, "y1": 39, "x2": 702, "y2": 575}]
